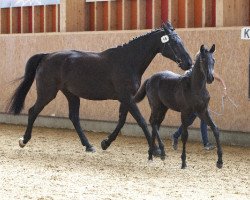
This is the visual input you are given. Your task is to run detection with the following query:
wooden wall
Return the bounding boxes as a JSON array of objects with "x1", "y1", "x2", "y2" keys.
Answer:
[
  {"x1": 0, "y1": 0, "x2": 249, "y2": 34},
  {"x1": 0, "y1": 27, "x2": 249, "y2": 133},
  {"x1": 0, "y1": 5, "x2": 59, "y2": 34}
]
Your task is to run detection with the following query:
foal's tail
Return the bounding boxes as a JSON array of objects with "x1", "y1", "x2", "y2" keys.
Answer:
[
  {"x1": 7, "y1": 53, "x2": 47, "y2": 114},
  {"x1": 134, "y1": 79, "x2": 148, "y2": 103}
]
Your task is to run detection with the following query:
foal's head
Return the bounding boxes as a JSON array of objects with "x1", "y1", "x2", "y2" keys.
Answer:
[
  {"x1": 160, "y1": 22, "x2": 192, "y2": 70},
  {"x1": 196, "y1": 44, "x2": 216, "y2": 84}
]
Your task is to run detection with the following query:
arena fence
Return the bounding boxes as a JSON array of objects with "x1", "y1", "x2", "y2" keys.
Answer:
[{"x1": 0, "y1": 0, "x2": 249, "y2": 34}]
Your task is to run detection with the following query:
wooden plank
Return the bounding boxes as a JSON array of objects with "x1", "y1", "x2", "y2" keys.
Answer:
[
  {"x1": 186, "y1": 0, "x2": 194, "y2": 27},
  {"x1": 153, "y1": 0, "x2": 162, "y2": 28},
  {"x1": 28, "y1": 7, "x2": 32, "y2": 32},
  {"x1": 84, "y1": 2, "x2": 90, "y2": 31},
  {"x1": 52, "y1": 5, "x2": 57, "y2": 32},
  {"x1": 103, "y1": 1, "x2": 109, "y2": 30},
  {"x1": 95, "y1": 2, "x2": 104, "y2": 30},
  {"x1": 89, "y1": 2, "x2": 95, "y2": 31},
  {"x1": 11, "y1": 7, "x2": 21, "y2": 33},
  {"x1": 178, "y1": 0, "x2": 186, "y2": 28},
  {"x1": 236, "y1": 0, "x2": 249, "y2": 26},
  {"x1": 34, "y1": 6, "x2": 42, "y2": 32},
  {"x1": 161, "y1": 0, "x2": 168, "y2": 23},
  {"x1": 215, "y1": 0, "x2": 223, "y2": 27},
  {"x1": 109, "y1": 0, "x2": 117, "y2": 30},
  {"x1": 57, "y1": 5, "x2": 60, "y2": 31},
  {"x1": 45, "y1": 5, "x2": 54, "y2": 32},
  {"x1": 223, "y1": 0, "x2": 234, "y2": 26},
  {"x1": 138, "y1": 0, "x2": 146, "y2": 29},
  {"x1": 40, "y1": 6, "x2": 45, "y2": 32},
  {"x1": 131, "y1": 0, "x2": 137, "y2": 29},
  {"x1": 1, "y1": 8, "x2": 10, "y2": 34},
  {"x1": 116, "y1": 0, "x2": 123, "y2": 30},
  {"x1": 194, "y1": 0, "x2": 202, "y2": 27},
  {"x1": 204, "y1": 0, "x2": 213, "y2": 27},
  {"x1": 0, "y1": 9, "x2": 1, "y2": 33},
  {"x1": 59, "y1": 0, "x2": 66, "y2": 32},
  {"x1": 64, "y1": 0, "x2": 85, "y2": 32},
  {"x1": 168, "y1": 0, "x2": 178, "y2": 28},
  {"x1": 123, "y1": 0, "x2": 131, "y2": 30},
  {"x1": 146, "y1": 0, "x2": 152, "y2": 29},
  {"x1": 22, "y1": 7, "x2": 30, "y2": 33},
  {"x1": 0, "y1": 8, "x2": 1, "y2": 33},
  {"x1": 211, "y1": 0, "x2": 216, "y2": 27}
]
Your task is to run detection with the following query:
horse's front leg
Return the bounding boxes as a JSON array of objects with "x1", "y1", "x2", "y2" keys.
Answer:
[
  {"x1": 101, "y1": 103, "x2": 128, "y2": 150},
  {"x1": 125, "y1": 98, "x2": 154, "y2": 160},
  {"x1": 198, "y1": 110, "x2": 223, "y2": 168}
]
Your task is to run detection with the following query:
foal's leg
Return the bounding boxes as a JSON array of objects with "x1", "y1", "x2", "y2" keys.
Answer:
[
  {"x1": 198, "y1": 110, "x2": 223, "y2": 168},
  {"x1": 63, "y1": 90, "x2": 95, "y2": 152},
  {"x1": 19, "y1": 88, "x2": 57, "y2": 147},
  {"x1": 149, "y1": 105, "x2": 167, "y2": 160},
  {"x1": 180, "y1": 114, "x2": 190, "y2": 169},
  {"x1": 101, "y1": 103, "x2": 128, "y2": 150}
]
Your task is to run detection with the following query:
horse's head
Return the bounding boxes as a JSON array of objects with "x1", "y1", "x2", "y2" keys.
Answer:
[
  {"x1": 160, "y1": 21, "x2": 192, "y2": 70},
  {"x1": 198, "y1": 44, "x2": 216, "y2": 84}
]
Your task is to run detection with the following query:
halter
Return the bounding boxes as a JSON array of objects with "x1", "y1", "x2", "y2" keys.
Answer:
[{"x1": 161, "y1": 32, "x2": 182, "y2": 66}]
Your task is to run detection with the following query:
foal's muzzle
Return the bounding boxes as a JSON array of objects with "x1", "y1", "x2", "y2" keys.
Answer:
[{"x1": 207, "y1": 75, "x2": 214, "y2": 84}]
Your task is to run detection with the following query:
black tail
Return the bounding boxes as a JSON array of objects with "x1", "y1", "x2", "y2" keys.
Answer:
[
  {"x1": 7, "y1": 53, "x2": 47, "y2": 114},
  {"x1": 134, "y1": 79, "x2": 148, "y2": 103}
]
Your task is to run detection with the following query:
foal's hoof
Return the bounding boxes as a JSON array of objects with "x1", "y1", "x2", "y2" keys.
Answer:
[
  {"x1": 86, "y1": 146, "x2": 96, "y2": 153},
  {"x1": 160, "y1": 154, "x2": 166, "y2": 161},
  {"x1": 216, "y1": 162, "x2": 223, "y2": 169},
  {"x1": 19, "y1": 137, "x2": 26, "y2": 148},
  {"x1": 181, "y1": 163, "x2": 187, "y2": 169},
  {"x1": 101, "y1": 139, "x2": 110, "y2": 150}
]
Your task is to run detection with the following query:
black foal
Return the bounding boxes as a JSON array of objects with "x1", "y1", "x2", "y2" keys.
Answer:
[{"x1": 135, "y1": 44, "x2": 223, "y2": 168}]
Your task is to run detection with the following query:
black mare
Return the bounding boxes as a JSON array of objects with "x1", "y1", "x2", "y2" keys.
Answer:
[
  {"x1": 135, "y1": 44, "x2": 223, "y2": 168},
  {"x1": 7, "y1": 22, "x2": 192, "y2": 160}
]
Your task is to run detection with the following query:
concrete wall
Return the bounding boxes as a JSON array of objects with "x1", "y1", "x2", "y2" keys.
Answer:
[{"x1": 0, "y1": 27, "x2": 249, "y2": 134}]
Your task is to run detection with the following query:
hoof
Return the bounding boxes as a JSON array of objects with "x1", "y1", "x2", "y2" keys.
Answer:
[
  {"x1": 86, "y1": 146, "x2": 96, "y2": 153},
  {"x1": 152, "y1": 147, "x2": 161, "y2": 157},
  {"x1": 101, "y1": 139, "x2": 110, "y2": 150},
  {"x1": 19, "y1": 137, "x2": 26, "y2": 148},
  {"x1": 160, "y1": 154, "x2": 166, "y2": 161},
  {"x1": 216, "y1": 162, "x2": 223, "y2": 169},
  {"x1": 181, "y1": 163, "x2": 187, "y2": 169}
]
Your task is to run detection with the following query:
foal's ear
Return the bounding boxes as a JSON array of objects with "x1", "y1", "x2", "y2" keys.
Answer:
[
  {"x1": 200, "y1": 44, "x2": 205, "y2": 54},
  {"x1": 209, "y1": 44, "x2": 215, "y2": 53}
]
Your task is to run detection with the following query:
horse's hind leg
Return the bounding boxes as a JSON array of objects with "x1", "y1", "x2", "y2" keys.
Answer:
[
  {"x1": 20, "y1": 88, "x2": 57, "y2": 148},
  {"x1": 198, "y1": 110, "x2": 223, "y2": 168},
  {"x1": 62, "y1": 90, "x2": 95, "y2": 152},
  {"x1": 101, "y1": 103, "x2": 128, "y2": 150}
]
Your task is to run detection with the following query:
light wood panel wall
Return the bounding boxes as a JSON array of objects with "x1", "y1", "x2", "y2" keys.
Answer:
[{"x1": 0, "y1": 28, "x2": 249, "y2": 133}]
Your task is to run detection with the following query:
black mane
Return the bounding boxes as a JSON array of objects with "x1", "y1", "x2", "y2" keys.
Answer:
[{"x1": 117, "y1": 29, "x2": 162, "y2": 48}]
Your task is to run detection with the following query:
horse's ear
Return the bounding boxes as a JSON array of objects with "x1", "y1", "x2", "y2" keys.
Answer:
[
  {"x1": 162, "y1": 21, "x2": 174, "y2": 33},
  {"x1": 200, "y1": 44, "x2": 205, "y2": 54},
  {"x1": 209, "y1": 44, "x2": 215, "y2": 53},
  {"x1": 162, "y1": 22, "x2": 169, "y2": 33}
]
